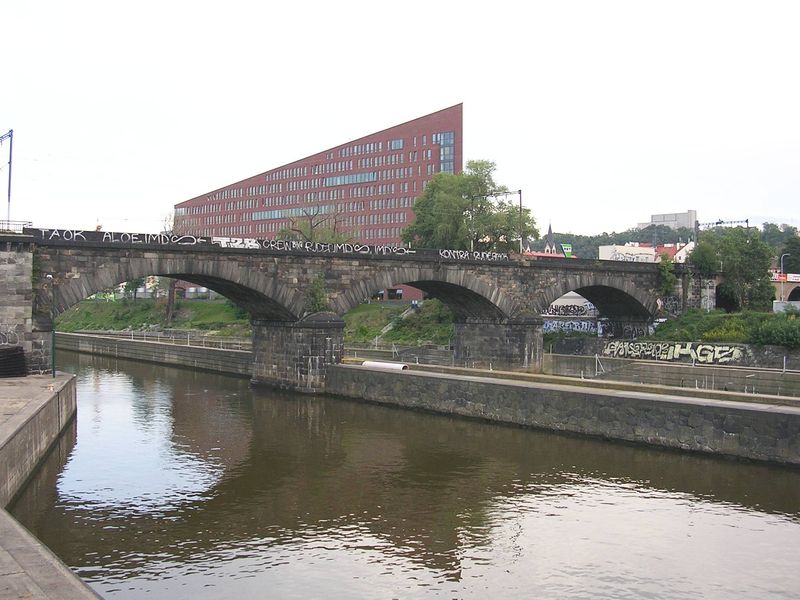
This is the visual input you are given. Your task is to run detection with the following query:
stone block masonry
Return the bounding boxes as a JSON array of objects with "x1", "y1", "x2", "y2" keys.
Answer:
[
  {"x1": 326, "y1": 365, "x2": 800, "y2": 465},
  {"x1": 251, "y1": 314, "x2": 344, "y2": 392}
]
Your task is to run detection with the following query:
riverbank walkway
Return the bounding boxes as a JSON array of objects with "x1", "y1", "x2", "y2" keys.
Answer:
[{"x1": 0, "y1": 375, "x2": 98, "y2": 599}]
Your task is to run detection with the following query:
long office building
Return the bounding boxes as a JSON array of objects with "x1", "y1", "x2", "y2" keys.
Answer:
[{"x1": 174, "y1": 104, "x2": 463, "y2": 245}]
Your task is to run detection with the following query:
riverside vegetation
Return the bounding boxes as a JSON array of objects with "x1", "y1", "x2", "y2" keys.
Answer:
[
  {"x1": 56, "y1": 298, "x2": 455, "y2": 346},
  {"x1": 57, "y1": 299, "x2": 800, "y2": 350}
]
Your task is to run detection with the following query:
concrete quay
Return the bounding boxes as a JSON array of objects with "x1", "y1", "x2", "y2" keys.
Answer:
[{"x1": 0, "y1": 375, "x2": 98, "y2": 599}]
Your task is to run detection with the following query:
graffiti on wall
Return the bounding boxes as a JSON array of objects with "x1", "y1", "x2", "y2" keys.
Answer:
[
  {"x1": 543, "y1": 320, "x2": 597, "y2": 334},
  {"x1": 28, "y1": 229, "x2": 509, "y2": 262},
  {"x1": 603, "y1": 341, "x2": 745, "y2": 364},
  {"x1": 657, "y1": 295, "x2": 681, "y2": 315},
  {"x1": 0, "y1": 324, "x2": 20, "y2": 346},
  {"x1": 543, "y1": 302, "x2": 598, "y2": 316}
]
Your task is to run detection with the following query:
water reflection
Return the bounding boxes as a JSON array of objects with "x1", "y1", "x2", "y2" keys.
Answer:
[{"x1": 10, "y1": 351, "x2": 800, "y2": 599}]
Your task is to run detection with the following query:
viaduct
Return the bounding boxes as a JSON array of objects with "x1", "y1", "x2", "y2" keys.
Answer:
[{"x1": 1, "y1": 228, "x2": 708, "y2": 391}]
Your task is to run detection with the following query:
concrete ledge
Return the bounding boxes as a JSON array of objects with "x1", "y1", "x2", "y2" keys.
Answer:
[
  {"x1": 327, "y1": 365, "x2": 800, "y2": 465},
  {"x1": 0, "y1": 374, "x2": 98, "y2": 598},
  {"x1": 0, "y1": 509, "x2": 99, "y2": 599},
  {"x1": 0, "y1": 376, "x2": 76, "y2": 507}
]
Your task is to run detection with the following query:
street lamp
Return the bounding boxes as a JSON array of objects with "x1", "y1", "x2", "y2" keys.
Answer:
[
  {"x1": 780, "y1": 253, "x2": 791, "y2": 301},
  {"x1": 45, "y1": 274, "x2": 56, "y2": 377}
]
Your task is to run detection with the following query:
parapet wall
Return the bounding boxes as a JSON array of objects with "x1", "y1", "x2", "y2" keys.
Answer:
[{"x1": 326, "y1": 365, "x2": 800, "y2": 465}]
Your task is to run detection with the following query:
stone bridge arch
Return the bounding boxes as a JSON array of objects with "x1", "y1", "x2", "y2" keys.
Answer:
[
  {"x1": 536, "y1": 273, "x2": 658, "y2": 319},
  {"x1": 788, "y1": 285, "x2": 800, "y2": 302},
  {"x1": 46, "y1": 254, "x2": 305, "y2": 321},
  {"x1": 335, "y1": 266, "x2": 512, "y2": 320}
]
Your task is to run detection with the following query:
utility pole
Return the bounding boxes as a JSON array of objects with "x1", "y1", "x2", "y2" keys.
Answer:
[
  {"x1": 780, "y1": 253, "x2": 791, "y2": 301},
  {"x1": 0, "y1": 130, "x2": 12, "y2": 223}
]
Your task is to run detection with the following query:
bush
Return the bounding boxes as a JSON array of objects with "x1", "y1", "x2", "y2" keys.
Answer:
[{"x1": 751, "y1": 311, "x2": 800, "y2": 349}]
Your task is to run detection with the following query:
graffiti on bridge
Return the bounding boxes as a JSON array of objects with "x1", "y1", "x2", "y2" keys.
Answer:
[
  {"x1": 543, "y1": 302, "x2": 597, "y2": 317},
  {"x1": 0, "y1": 324, "x2": 20, "y2": 346},
  {"x1": 657, "y1": 295, "x2": 681, "y2": 315},
  {"x1": 29, "y1": 229, "x2": 509, "y2": 262},
  {"x1": 603, "y1": 341, "x2": 745, "y2": 364},
  {"x1": 543, "y1": 320, "x2": 597, "y2": 334},
  {"x1": 621, "y1": 324, "x2": 653, "y2": 338}
]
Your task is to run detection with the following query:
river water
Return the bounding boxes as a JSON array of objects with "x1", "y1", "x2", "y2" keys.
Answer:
[{"x1": 10, "y1": 351, "x2": 800, "y2": 599}]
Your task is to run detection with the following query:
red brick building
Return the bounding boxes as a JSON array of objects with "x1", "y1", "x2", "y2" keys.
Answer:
[{"x1": 174, "y1": 104, "x2": 463, "y2": 246}]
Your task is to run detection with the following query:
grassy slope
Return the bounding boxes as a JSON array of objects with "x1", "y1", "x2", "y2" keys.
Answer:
[
  {"x1": 57, "y1": 299, "x2": 252, "y2": 336},
  {"x1": 58, "y1": 298, "x2": 455, "y2": 344}
]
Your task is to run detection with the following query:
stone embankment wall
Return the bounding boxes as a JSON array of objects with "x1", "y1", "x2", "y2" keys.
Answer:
[
  {"x1": 326, "y1": 365, "x2": 800, "y2": 465},
  {"x1": 0, "y1": 376, "x2": 76, "y2": 507},
  {"x1": 57, "y1": 333, "x2": 252, "y2": 377},
  {"x1": 543, "y1": 354, "x2": 800, "y2": 397}
]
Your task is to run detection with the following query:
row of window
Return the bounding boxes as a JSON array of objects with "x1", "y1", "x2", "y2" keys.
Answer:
[
  {"x1": 368, "y1": 197, "x2": 415, "y2": 210},
  {"x1": 207, "y1": 187, "x2": 244, "y2": 201},
  {"x1": 345, "y1": 212, "x2": 408, "y2": 226},
  {"x1": 324, "y1": 172, "x2": 378, "y2": 187},
  {"x1": 224, "y1": 198, "x2": 259, "y2": 211},
  {"x1": 312, "y1": 160, "x2": 353, "y2": 175},
  {"x1": 358, "y1": 152, "x2": 406, "y2": 168},
  {"x1": 267, "y1": 166, "x2": 308, "y2": 181},
  {"x1": 252, "y1": 205, "x2": 336, "y2": 221},
  {"x1": 175, "y1": 203, "x2": 221, "y2": 216}
]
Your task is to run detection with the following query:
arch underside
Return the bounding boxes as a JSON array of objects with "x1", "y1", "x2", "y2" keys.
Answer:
[
  {"x1": 572, "y1": 285, "x2": 652, "y2": 319},
  {"x1": 788, "y1": 286, "x2": 800, "y2": 302},
  {"x1": 164, "y1": 274, "x2": 296, "y2": 321},
  {"x1": 54, "y1": 270, "x2": 298, "y2": 321},
  {"x1": 404, "y1": 280, "x2": 506, "y2": 320}
]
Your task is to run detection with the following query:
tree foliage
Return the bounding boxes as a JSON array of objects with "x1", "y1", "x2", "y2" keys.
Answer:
[
  {"x1": 401, "y1": 160, "x2": 539, "y2": 251},
  {"x1": 277, "y1": 207, "x2": 355, "y2": 244},
  {"x1": 528, "y1": 224, "x2": 694, "y2": 259},
  {"x1": 760, "y1": 222, "x2": 798, "y2": 253},
  {"x1": 690, "y1": 227, "x2": 774, "y2": 311},
  {"x1": 779, "y1": 235, "x2": 800, "y2": 275},
  {"x1": 657, "y1": 253, "x2": 677, "y2": 295},
  {"x1": 124, "y1": 277, "x2": 146, "y2": 301}
]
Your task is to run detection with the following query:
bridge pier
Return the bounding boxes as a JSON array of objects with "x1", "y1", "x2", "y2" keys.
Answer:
[
  {"x1": 251, "y1": 312, "x2": 344, "y2": 393},
  {"x1": 0, "y1": 235, "x2": 51, "y2": 374},
  {"x1": 452, "y1": 317, "x2": 543, "y2": 372}
]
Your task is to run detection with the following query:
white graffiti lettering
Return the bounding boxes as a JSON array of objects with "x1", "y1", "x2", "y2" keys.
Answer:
[
  {"x1": 543, "y1": 320, "x2": 597, "y2": 334},
  {"x1": 603, "y1": 341, "x2": 745, "y2": 364},
  {"x1": 438, "y1": 249, "x2": 508, "y2": 262}
]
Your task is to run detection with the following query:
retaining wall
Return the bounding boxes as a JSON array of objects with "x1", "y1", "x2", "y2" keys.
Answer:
[
  {"x1": 0, "y1": 376, "x2": 76, "y2": 507},
  {"x1": 326, "y1": 365, "x2": 800, "y2": 465},
  {"x1": 57, "y1": 332, "x2": 252, "y2": 377},
  {"x1": 543, "y1": 353, "x2": 800, "y2": 397}
]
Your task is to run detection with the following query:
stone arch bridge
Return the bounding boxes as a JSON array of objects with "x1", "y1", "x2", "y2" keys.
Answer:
[{"x1": 8, "y1": 228, "x2": 668, "y2": 390}]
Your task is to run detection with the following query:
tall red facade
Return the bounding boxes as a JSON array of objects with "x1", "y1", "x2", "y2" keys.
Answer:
[{"x1": 174, "y1": 104, "x2": 463, "y2": 245}]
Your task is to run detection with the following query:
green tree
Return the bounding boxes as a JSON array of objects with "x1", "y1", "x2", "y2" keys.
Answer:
[
  {"x1": 124, "y1": 277, "x2": 146, "y2": 301},
  {"x1": 761, "y1": 222, "x2": 798, "y2": 252},
  {"x1": 402, "y1": 160, "x2": 538, "y2": 251},
  {"x1": 277, "y1": 207, "x2": 355, "y2": 243},
  {"x1": 698, "y1": 228, "x2": 774, "y2": 311},
  {"x1": 780, "y1": 235, "x2": 800, "y2": 275},
  {"x1": 657, "y1": 253, "x2": 677, "y2": 295},
  {"x1": 688, "y1": 238, "x2": 719, "y2": 277}
]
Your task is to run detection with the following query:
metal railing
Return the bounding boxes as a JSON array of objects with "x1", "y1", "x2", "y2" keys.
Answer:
[
  {"x1": 74, "y1": 329, "x2": 252, "y2": 350},
  {"x1": 0, "y1": 220, "x2": 32, "y2": 234}
]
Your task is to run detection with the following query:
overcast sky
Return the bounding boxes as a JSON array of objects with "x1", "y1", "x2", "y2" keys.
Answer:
[{"x1": 3, "y1": 1, "x2": 799, "y2": 237}]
